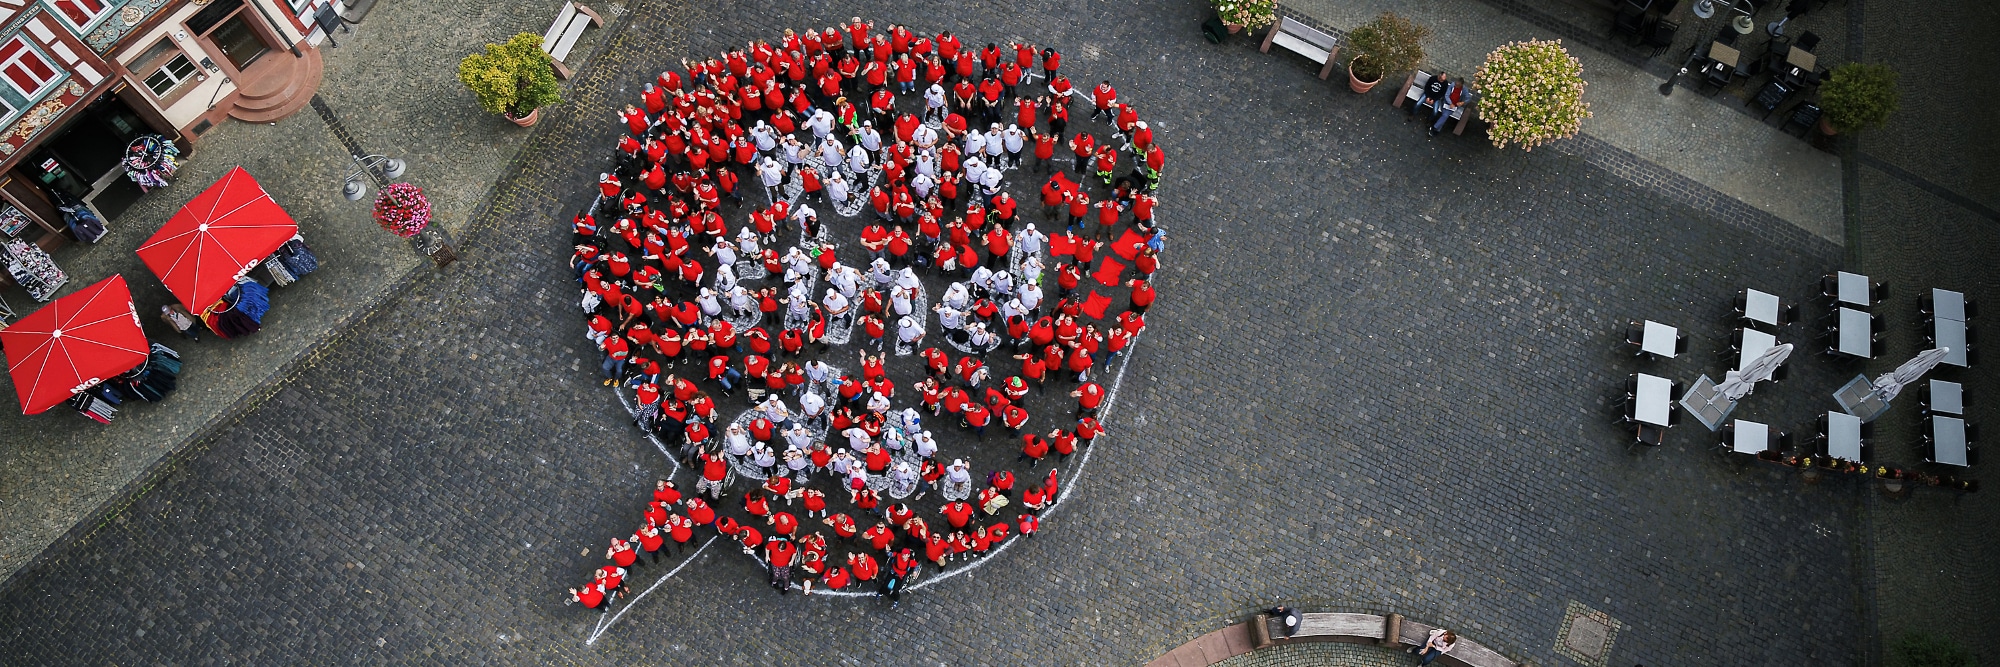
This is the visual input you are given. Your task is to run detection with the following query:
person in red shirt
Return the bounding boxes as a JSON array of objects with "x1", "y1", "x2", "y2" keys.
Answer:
[
  {"x1": 1071, "y1": 381, "x2": 1105, "y2": 417},
  {"x1": 569, "y1": 582, "x2": 608, "y2": 612},
  {"x1": 634, "y1": 524, "x2": 666, "y2": 565},
  {"x1": 1018, "y1": 432, "x2": 1048, "y2": 465},
  {"x1": 1075, "y1": 415, "x2": 1105, "y2": 448},
  {"x1": 765, "y1": 537, "x2": 796, "y2": 593},
  {"x1": 848, "y1": 552, "x2": 880, "y2": 582},
  {"x1": 809, "y1": 565, "x2": 849, "y2": 595},
  {"x1": 825, "y1": 512, "x2": 859, "y2": 540},
  {"x1": 684, "y1": 497, "x2": 715, "y2": 526},
  {"x1": 606, "y1": 536, "x2": 642, "y2": 571},
  {"x1": 666, "y1": 511, "x2": 695, "y2": 554}
]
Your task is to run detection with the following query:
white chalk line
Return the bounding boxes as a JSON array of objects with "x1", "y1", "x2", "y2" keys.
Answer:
[
  {"x1": 614, "y1": 387, "x2": 682, "y2": 477},
  {"x1": 585, "y1": 535, "x2": 719, "y2": 645}
]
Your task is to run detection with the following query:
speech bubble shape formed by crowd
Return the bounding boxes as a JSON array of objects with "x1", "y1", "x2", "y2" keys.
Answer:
[{"x1": 563, "y1": 19, "x2": 1167, "y2": 621}]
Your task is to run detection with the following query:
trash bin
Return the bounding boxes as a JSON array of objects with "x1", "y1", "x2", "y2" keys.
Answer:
[{"x1": 1201, "y1": 16, "x2": 1229, "y2": 44}]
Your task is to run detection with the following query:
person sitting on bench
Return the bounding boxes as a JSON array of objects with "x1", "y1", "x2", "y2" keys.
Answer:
[
  {"x1": 1426, "y1": 81, "x2": 1467, "y2": 137},
  {"x1": 1409, "y1": 72, "x2": 1452, "y2": 118}
]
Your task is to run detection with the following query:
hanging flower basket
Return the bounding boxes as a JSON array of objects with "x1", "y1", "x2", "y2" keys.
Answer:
[{"x1": 372, "y1": 182, "x2": 432, "y2": 238}]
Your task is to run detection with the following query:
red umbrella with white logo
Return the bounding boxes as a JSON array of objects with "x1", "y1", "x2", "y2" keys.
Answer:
[
  {"x1": 0, "y1": 274, "x2": 149, "y2": 414},
  {"x1": 136, "y1": 166, "x2": 297, "y2": 312}
]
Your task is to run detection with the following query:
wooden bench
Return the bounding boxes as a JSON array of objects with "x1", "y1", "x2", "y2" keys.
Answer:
[
  {"x1": 1394, "y1": 618, "x2": 1526, "y2": 667},
  {"x1": 1259, "y1": 16, "x2": 1341, "y2": 80},
  {"x1": 1251, "y1": 612, "x2": 1530, "y2": 667},
  {"x1": 541, "y1": 1, "x2": 603, "y2": 79},
  {"x1": 1395, "y1": 69, "x2": 1477, "y2": 136}
]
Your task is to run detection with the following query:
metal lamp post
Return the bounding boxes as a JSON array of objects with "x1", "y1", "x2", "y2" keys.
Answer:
[{"x1": 337, "y1": 152, "x2": 455, "y2": 267}]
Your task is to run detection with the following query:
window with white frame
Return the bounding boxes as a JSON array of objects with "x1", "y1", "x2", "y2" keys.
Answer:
[
  {"x1": 48, "y1": 0, "x2": 108, "y2": 28},
  {"x1": 132, "y1": 39, "x2": 199, "y2": 98},
  {"x1": 0, "y1": 38, "x2": 58, "y2": 100}
]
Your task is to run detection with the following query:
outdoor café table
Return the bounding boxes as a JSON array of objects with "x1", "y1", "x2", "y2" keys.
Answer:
[
  {"x1": 1739, "y1": 328, "x2": 1776, "y2": 370},
  {"x1": 1642, "y1": 320, "x2": 1679, "y2": 358},
  {"x1": 1744, "y1": 288, "x2": 1781, "y2": 327},
  {"x1": 1827, "y1": 411, "x2": 1863, "y2": 460},
  {"x1": 1635, "y1": 373, "x2": 1673, "y2": 426},
  {"x1": 1933, "y1": 288, "x2": 1966, "y2": 322},
  {"x1": 1732, "y1": 419, "x2": 1771, "y2": 454},
  {"x1": 1935, "y1": 319, "x2": 1968, "y2": 366},
  {"x1": 1836, "y1": 271, "x2": 1870, "y2": 306},
  {"x1": 1708, "y1": 41, "x2": 1740, "y2": 68},
  {"x1": 1931, "y1": 416, "x2": 1968, "y2": 467},
  {"x1": 1930, "y1": 379, "x2": 1964, "y2": 415},
  {"x1": 1837, "y1": 307, "x2": 1872, "y2": 358},
  {"x1": 1786, "y1": 46, "x2": 1816, "y2": 70}
]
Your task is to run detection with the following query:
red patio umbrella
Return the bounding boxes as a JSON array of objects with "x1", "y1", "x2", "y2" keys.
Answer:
[
  {"x1": 1, "y1": 274, "x2": 150, "y2": 414},
  {"x1": 136, "y1": 166, "x2": 297, "y2": 312}
]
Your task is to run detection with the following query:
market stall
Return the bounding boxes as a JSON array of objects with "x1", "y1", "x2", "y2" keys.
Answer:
[
  {"x1": 135, "y1": 167, "x2": 317, "y2": 339},
  {"x1": 0, "y1": 274, "x2": 178, "y2": 420}
]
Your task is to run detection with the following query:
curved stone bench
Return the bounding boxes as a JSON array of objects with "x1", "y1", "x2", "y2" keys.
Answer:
[{"x1": 1250, "y1": 612, "x2": 1532, "y2": 667}]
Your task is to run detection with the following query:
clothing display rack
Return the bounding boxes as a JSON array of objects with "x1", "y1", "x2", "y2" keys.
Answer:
[
  {"x1": 122, "y1": 134, "x2": 181, "y2": 192},
  {"x1": 1, "y1": 238, "x2": 67, "y2": 301}
]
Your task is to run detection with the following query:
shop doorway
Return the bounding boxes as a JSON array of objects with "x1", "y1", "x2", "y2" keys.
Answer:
[
  {"x1": 190, "y1": 0, "x2": 277, "y2": 76},
  {"x1": 34, "y1": 93, "x2": 150, "y2": 221}
]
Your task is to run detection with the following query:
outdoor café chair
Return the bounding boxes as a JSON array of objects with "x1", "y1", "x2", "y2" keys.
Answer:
[
  {"x1": 1750, "y1": 80, "x2": 1791, "y2": 119},
  {"x1": 1781, "y1": 103, "x2": 1822, "y2": 137}
]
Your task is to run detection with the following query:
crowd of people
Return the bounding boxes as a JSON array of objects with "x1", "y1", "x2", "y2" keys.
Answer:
[{"x1": 563, "y1": 18, "x2": 1167, "y2": 610}]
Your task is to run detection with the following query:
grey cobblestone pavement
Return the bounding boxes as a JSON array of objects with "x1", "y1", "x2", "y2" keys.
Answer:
[
  {"x1": 0, "y1": 0, "x2": 1989, "y2": 665},
  {"x1": 0, "y1": 0, "x2": 614, "y2": 580},
  {"x1": 1213, "y1": 642, "x2": 1405, "y2": 667}
]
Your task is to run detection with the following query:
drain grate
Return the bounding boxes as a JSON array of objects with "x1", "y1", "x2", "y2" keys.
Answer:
[{"x1": 308, "y1": 94, "x2": 365, "y2": 157}]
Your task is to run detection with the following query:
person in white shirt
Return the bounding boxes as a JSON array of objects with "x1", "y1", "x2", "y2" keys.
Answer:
[
  {"x1": 934, "y1": 303, "x2": 966, "y2": 331},
  {"x1": 1018, "y1": 280, "x2": 1043, "y2": 313},
  {"x1": 843, "y1": 426, "x2": 874, "y2": 451},
  {"x1": 1002, "y1": 124, "x2": 1027, "y2": 168},
  {"x1": 757, "y1": 157, "x2": 785, "y2": 203},
  {"x1": 923, "y1": 83, "x2": 947, "y2": 123},
  {"x1": 783, "y1": 250, "x2": 814, "y2": 287},
  {"x1": 866, "y1": 257, "x2": 895, "y2": 288},
  {"x1": 826, "y1": 171, "x2": 851, "y2": 208},
  {"x1": 697, "y1": 287, "x2": 723, "y2": 318},
  {"x1": 857, "y1": 122, "x2": 883, "y2": 157},
  {"x1": 1018, "y1": 223, "x2": 1048, "y2": 255},
  {"x1": 890, "y1": 285, "x2": 916, "y2": 316},
  {"x1": 828, "y1": 264, "x2": 860, "y2": 299},
  {"x1": 978, "y1": 163, "x2": 1004, "y2": 197},
  {"x1": 822, "y1": 288, "x2": 851, "y2": 318},
  {"x1": 750, "y1": 121, "x2": 779, "y2": 153},
  {"x1": 806, "y1": 109, "x2": 835, "y2": 140},
  {"x1": 913, "y1": 430, "x2": 937, "y2": 459},
  {"x1": 912, "y1": 123, "x2": 939, "y2": 152},
  {"x1": 897, "y1": 315, "x2": 925, "y2": 347},
  {"x1": 990, "y1": 269, "x2": 1015, "y2": 297},
  {"x1": 735, "y1": 226, "x2": 760, "y2": 258},
  {"x1": 791, "y1": 203, "x2": 819, "y2": 238},
  {"x1": 707, "y1": 240, "x2": 737, "y2": 269},
  {"x1": 982, "y1": 125, "x2": 1006, "y2": 163},
  {"x1": 818, "y1": 135, "x2": 844, "y2": 170},
  {"x1": 941, "y1": 282, "x2": 970, "y2": 310},
  {"x1": 968, "y1": 265, "x2": 995, "y2": 297},
  {"x1": 798, "y1": 390, "x2": 826, "y2": 421},
  {"x1": 712, "y1": 262, "x2": 738, "y2": 293},
  {"x1": 912, "y1": 149, "x2": 938, "y2": 178},
  {"x1": 846, "y1": 143, "x2": 871, "y2": 174},
  {"x1": 724, "y1": 423, "x2": 753, "y2": 456},
  {"x1": 780, "y1": 136, "x2": 807, "y2": 176},
  {"x1": 866, "y1": 392, "x2": 891, "y2": 414},
  {"x1": 726, "y1": 285, "x2": 756, "y2": 318},
  {"x1": 912, "y1": 172, "x2": 935, "y2": 200},
  {"x1": 963, "y1": 130, "x2": 987, "y2": 158}
]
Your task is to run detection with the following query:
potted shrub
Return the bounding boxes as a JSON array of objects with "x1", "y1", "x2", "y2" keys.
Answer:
[
  {"x1": 458, "y1": 33, "x2": 564, "y2": 127},
  {"x1": 1213, "y1": 0, "x2": 1276, "y2": 33},
  {"x1": 1817, "y1": 62, "x2": 1898, "y2": 135},
  {"x1": 1473, "y1": 39, "x2": 1591, "y2": 151},
  {"x1": 1343, "y1": 12, "x2": 1428, "y2": 94}
]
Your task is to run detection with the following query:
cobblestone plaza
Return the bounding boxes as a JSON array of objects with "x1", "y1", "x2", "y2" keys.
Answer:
[{"x1": 0, "y1": 0, "x2": 1993, "y2": 665}]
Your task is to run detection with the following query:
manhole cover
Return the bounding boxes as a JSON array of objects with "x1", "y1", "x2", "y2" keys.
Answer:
[{"x1": 1554, "y1": 600, "x2": 1623, "y2": 667}]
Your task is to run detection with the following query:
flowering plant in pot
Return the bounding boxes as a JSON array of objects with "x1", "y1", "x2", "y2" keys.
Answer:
[
  {"x1": 1343, "y1": 12, "x2": 1427, "y2": 94},
  {"x1": 1817, "y1": 62, "x2": 1898, "y2": 135},
  {"x1": 372, "y1": 183, "x2": 432, "y2": 238},
  {"x1": 1213, "y1": 0, "x2": 1276, "y2": 32},
  {"x1": 1474, "y1": 39, "x2": 1590, "y2": 150},
  {"x1": 458, "y1": 33, "x2": 564, "y2": 127}
]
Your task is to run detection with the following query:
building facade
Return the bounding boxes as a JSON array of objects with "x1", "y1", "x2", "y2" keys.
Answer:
[{"x1": 0, "y1": 0, "x2": 334, "y2": 244}]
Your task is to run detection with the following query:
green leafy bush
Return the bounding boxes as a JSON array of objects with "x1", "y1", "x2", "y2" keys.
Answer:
[
  {"x1": 1889, "y1": 632, "x2": 1978, "y2": 667},
  {"x1": 1819, "y1": 62, "x2": 1899, "y2": 133},
  {"x1": 1345, "y1": 12, "x2": 1428, "y2": 82},
  {"x1": 458, "y1": 33, "x2": 563, "y2": 118}
]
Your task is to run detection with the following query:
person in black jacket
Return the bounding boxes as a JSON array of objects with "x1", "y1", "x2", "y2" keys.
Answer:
[{"x1": 1409, "y1": 72, "x2": 1451, "y2": 118}]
